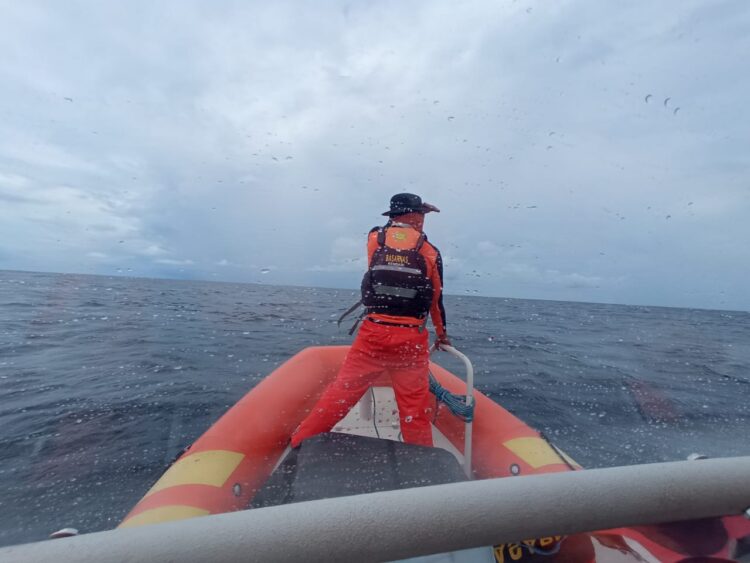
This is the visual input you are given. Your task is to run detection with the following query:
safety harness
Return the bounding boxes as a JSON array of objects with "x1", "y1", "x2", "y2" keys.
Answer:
[
  {"x1": 339, "y1": 222, "x2": 434, "y2": 334},
  {"x1": 361, "y1": 224, "x2": 434, "y2": 318}
]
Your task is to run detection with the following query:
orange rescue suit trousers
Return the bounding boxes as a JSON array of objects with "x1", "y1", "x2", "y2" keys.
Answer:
[{"x1": 291, "y1": 319, "x2": 434, "y2": 448}]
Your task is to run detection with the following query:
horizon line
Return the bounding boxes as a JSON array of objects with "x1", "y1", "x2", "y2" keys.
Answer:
[{"x1": 1, "y1": 267, "x2": 746, "y2": 315}]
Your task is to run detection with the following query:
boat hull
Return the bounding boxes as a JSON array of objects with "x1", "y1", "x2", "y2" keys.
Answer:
[
  {"x1": 119, "y1": 346, "x2": 750, "y2": 562},
  {"x1": 120, "y1": 345, "x2": 574, "y2": 528}
]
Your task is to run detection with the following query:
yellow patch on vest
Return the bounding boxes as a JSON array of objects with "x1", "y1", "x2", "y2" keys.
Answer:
[{"x1": 392, "y1": 231, "x2": 407, "y2": 241}]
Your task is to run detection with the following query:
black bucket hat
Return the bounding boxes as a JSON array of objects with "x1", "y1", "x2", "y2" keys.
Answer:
[{"x1": 382, "y1": 193, "x2": 440, "y2": 217}]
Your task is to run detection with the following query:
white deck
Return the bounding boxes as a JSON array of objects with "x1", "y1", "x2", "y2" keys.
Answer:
[{"x1": 331, "y1": 386, "x2": 465, "y2": 466}]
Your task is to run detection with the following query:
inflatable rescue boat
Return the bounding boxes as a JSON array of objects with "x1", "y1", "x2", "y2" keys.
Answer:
[{"x1": 114, "y1": 345, "x2": 750, "y2": 562}]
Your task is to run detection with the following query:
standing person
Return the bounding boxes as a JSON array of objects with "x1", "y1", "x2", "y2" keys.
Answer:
[{"x1": 291, "y1": 193, "x2": 450, "y2": 448}]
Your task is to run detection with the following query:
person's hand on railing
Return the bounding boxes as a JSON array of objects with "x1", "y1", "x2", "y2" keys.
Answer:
[{"x1": 434, "y1": 333, "x2": 452, "y2": 351}]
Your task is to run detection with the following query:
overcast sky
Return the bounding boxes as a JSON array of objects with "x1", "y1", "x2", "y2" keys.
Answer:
[{"x1": 1, "y1": 0, "x2": 748, "y2": 311}]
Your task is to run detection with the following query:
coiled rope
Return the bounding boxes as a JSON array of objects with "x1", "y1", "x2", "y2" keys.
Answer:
[{"x1": 429, "y1": 372, "x2": 475, "y2": 422}]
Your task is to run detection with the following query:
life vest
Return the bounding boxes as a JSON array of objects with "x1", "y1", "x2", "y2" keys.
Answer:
[{"x1": 360, "y1": 226, "x2": 434, "y2": 319}]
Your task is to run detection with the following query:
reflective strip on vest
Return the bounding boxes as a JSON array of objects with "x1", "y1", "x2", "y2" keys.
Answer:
[
  {"x1": 373, "y1": 285, "x2": 419, "y2": 298},
  {"x1": 371, "y1": 265, "x2": 423, "y2": 275}
]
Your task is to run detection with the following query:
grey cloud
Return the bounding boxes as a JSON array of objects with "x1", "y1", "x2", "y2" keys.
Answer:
[{"x1": 0, "y1": 0, "x2": 748, "y2": 310}]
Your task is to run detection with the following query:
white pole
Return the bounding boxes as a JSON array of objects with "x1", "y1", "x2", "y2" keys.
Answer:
[{"x1": 437, "y1": 345, "x2": 475, "y2": 478}]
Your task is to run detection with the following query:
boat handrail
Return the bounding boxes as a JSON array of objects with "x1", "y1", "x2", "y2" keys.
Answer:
[
  {"x1": 431, "y1": 344, "x2": 475, "y2": 478},
  {"x1": 4, "y1": 456, "x2": 749, "y2": 563}
]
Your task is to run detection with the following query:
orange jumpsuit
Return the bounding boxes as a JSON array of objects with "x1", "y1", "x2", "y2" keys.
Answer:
[{"x1": 291, "y1": 224, "x2": 447, "y2": 447}]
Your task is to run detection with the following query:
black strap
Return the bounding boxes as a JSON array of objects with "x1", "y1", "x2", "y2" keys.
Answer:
[
  {"x1": 415, "y1": 233, "x2": 426, "y2": 252},
  {"x1": 348, "y1": 313, "x2": 365, "y2": 335},
  {"x1": 365, "y1": 316, "x2": 429, "y2": 333},
  {"x1": 365, "y1": 317, "x2": 422, "y2": 329},
  {"x1": 337, "y1": 300, "x2": 363, "y2": 327},
  {"x1": 376, "y1": 227, "x2": 386, "y2": 247}
]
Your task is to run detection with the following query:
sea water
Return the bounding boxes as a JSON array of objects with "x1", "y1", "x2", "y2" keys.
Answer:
[{"x1": 1, "y1": 269, "x2": 748, "y2": 547}]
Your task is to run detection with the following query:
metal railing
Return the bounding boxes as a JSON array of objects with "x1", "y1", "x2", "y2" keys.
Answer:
[
  {"x1": 3, "y1": 456, "x2": 748, "y2": 563},
  {"x1": 432, "y1": 344, "x2": 475, "y2": 477}
]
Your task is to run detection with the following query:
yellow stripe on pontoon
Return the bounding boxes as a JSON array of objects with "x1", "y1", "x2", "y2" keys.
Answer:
[
  {"x1": 503, "y1": 437, "x2": 577, "y2": 469},
  {"x1": 120, "y1": 505, "x2": 209, "y2": 528},
  {"x1": 144, "y1": 450, "x2": 244, "y2": 497}
]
